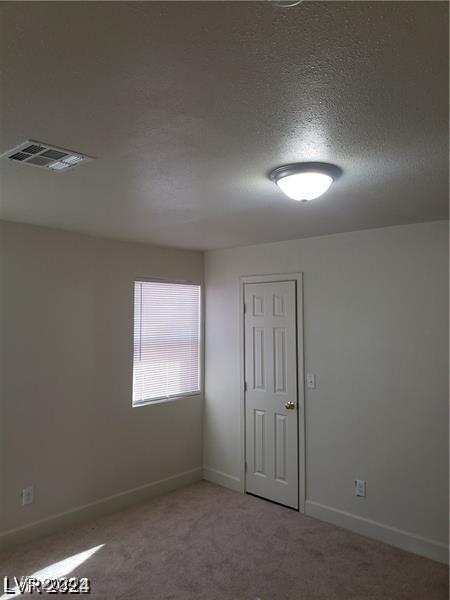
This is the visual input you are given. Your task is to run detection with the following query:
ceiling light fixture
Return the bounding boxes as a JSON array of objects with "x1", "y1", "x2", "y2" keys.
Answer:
[
  {"x1": 270, "y1": 0, "x2": 304, "y2": 7},
  {"x1": 269, "y1": 162, "x2": 342, "y2": 202}
]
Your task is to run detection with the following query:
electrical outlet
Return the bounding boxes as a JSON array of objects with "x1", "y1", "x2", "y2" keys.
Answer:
[
  {"x1": 355, "y1": 479, "x2": 366, "y2": 497},
  {"x1": 22, "y1": 486, "x2": 34, "y2": 506}
]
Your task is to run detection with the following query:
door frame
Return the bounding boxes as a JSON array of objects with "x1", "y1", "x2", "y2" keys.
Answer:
[{"x1": 239, "y1": 273, "x2": 305, "y2": 513}]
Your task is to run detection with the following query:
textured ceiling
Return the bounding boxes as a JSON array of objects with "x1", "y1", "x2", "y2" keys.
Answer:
[{"x1": 0, "y1": 1, "x2": 448, "y2": 250}]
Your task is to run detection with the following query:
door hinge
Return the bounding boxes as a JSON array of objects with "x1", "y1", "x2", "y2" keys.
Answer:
[
  {"x1": 243, "y1": 302, "x2": 247, "y2": 314},
  {"x1": 245, "y1": 461, "x2": 248, "y2": 472},
  {"x1": 244, "y1": 381, "x2": 247, "y2": 392}
]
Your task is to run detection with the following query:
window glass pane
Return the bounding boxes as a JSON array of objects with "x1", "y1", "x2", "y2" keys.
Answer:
[{"x1": 133, "y1": 280, "x2": 201, "y2": 404}]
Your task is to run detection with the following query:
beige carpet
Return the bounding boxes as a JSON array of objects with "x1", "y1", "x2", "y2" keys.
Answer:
[{"x1": 0, "y1": 481, "x2": 448, "y2": 599}]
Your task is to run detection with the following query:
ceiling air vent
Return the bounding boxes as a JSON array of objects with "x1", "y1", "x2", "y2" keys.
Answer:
[{"x1": 0, "y1": 140, "x2": 94, "y2": 173}]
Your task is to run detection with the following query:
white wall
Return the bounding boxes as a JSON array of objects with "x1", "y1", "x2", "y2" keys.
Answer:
[
  {"x1": 204, "y1": 221, "x2": 449, "y2": 560},
  {"x1": 0, "y1": 220, "x2": 204, "y2": 542}
]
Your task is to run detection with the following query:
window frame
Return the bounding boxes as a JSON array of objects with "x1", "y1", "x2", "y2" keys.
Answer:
[{"x1": 131, "y1": 276, "x2": 203, "y2": 408}]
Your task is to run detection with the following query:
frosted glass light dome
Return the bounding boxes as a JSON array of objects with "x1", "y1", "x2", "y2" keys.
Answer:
[{"x1": 270, "y1": 162, "x2": 342, "y2": 202}]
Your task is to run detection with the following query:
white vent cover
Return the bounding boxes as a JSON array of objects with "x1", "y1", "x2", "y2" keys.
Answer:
[{"x1": 0, "y1": 140, "x2": 94, "y2": 172}]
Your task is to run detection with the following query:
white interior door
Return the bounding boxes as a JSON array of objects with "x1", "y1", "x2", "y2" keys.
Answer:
[{"x1": 244, "y1": 280, "x2": 299, "y2": 509}]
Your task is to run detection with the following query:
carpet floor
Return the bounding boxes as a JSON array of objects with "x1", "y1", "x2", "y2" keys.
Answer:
[{"x1": 0, "y1": 481, "x2": 448, "y2": 599}]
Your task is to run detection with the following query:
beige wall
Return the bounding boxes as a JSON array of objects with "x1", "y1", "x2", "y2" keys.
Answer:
[
  {"x1": 0, "y1": 220, "x2": 204, "y2": 535},
  {"x1": 204, "y1": 221, "x2": 449, "y2": 556}
]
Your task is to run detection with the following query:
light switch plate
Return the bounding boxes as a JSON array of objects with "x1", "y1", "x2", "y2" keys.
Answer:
[{"x1": 306, "y1": 374, "x2": 316, "y2": 389}]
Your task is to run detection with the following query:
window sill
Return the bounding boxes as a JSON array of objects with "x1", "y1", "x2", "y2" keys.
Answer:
[{"x1": 132, "y1": 391, "x2": 201, "y2": 408}]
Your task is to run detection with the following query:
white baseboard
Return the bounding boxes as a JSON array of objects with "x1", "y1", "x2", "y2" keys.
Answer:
[
  {"x1": 203, "y1": 467, "x2": 242, "y2": 492},
  {"x1": 305, "y1": 500, "x2": 449, "y2": 564},
  {"x1": 0, "y1": 467, "x2": 203, "y2": 551}
]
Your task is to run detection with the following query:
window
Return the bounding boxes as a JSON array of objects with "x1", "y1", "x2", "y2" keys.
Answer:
[{"x1": 132, "y1": 279, "x2": 201, "y2": 405}]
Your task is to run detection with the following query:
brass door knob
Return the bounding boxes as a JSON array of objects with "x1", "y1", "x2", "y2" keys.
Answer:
[{"x1": 285, "y1": 401, "x2": 296, "y2": 410}]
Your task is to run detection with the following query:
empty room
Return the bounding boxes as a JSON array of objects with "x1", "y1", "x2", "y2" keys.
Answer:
[{"x1": 0, "y1": 1, "x2": 448, "y2": 598}]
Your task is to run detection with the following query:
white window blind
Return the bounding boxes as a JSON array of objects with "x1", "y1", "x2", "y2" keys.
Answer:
[{"x1": 132, "y1": 280, "x2": 201, "y2": 405}]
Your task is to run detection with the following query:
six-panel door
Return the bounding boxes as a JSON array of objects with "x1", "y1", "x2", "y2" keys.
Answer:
[{"x1": 244, "y1": 280, "x2": 298, "y2": 509}]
